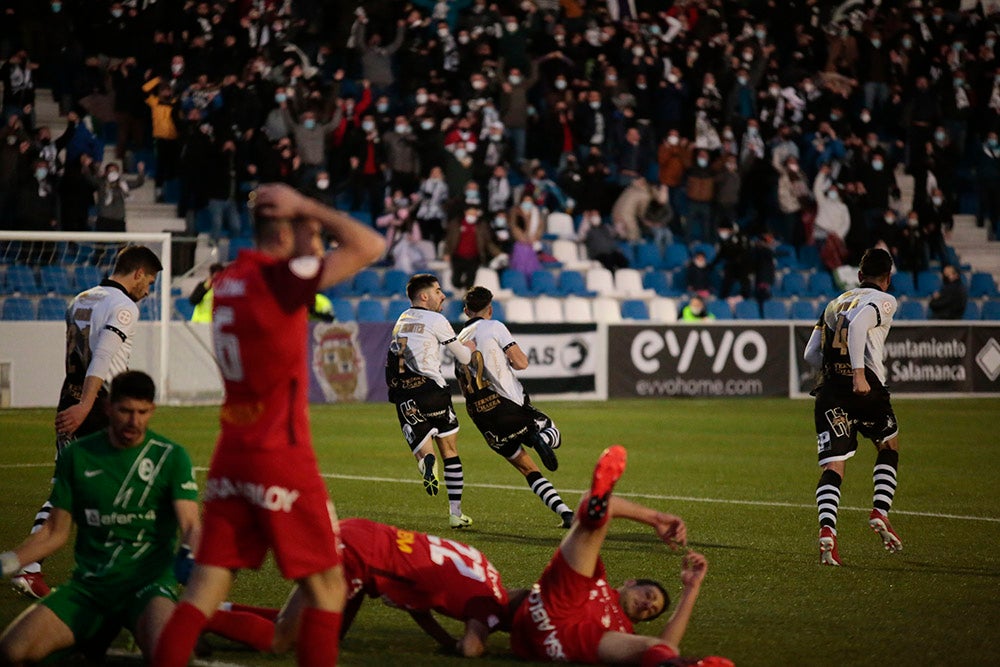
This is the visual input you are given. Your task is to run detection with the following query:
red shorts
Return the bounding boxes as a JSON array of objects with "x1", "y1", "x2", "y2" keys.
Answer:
[
  {"x1": 510, "y1": 551, "x2": 631, "y2": 664},
  {"x1": 198, "y1": 448, "x2": 341, "y2": 580}
]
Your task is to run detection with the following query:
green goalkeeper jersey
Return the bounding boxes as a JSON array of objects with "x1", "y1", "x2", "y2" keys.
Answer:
[{"x1": 49, "y1": 429, "x2": 199, "y2": 591}]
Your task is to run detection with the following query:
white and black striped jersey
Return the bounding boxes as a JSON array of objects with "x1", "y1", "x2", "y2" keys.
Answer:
[
  {"x1": 456, "y1": 317, "x2": 526, "y2": 406},
  {"x1": 389, "y1": 307, "x2": 459, "y2": 389},
  {"x1": 816, "y1": 285, "x2": 897, "y2": 387},
  {"x1": 59, "y1": 281, "x2": 139, "y2": 407}
]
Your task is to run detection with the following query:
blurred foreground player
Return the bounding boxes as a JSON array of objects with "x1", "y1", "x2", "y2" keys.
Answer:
[
  {"x1": 804, "y1": 248, "x2": 903, "y2": 566},
  {"x1": 152, "y1": 183, "x2": 385, "y2": 666},
  {"x1": 509, "y1": 446, "x2": 732, "y2": 666}
]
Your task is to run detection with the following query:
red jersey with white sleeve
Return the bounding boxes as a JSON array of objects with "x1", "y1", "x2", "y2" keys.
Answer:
[
  {"x1": 510, "y1": 550, "x2": 633, "y2": 663},
  {"x1": 340, "y1": 518, "x2": 508, "y2": 630},
  {"x1": 212, "y1": 250, "x2": 320, "y2": 452}
]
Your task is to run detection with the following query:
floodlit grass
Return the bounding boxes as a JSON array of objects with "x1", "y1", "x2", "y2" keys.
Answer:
[{"x1": 1, "y1": 398, "x2": 999, "y2": 666}]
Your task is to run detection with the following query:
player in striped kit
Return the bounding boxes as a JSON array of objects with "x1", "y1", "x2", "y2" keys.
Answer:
[
  {"x1": 456, "y1": 286, "x2": 574, "y2": 527},
  {"x1": 387, "y1": 273, "x2": 476, "y2": 529},
  {"x1": 12, "y1": 245, "x2": 163, "y2": 599},
  {"x1": 804, "y1": 248, "x2": 904, "y2": 566}
]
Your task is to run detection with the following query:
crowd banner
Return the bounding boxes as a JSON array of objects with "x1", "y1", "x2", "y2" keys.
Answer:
[
  {"x1": 608, "y1": 323, "x2": 790, "y2": 398},
  {"x1": 792, "y1": 322, "x2": 1000, "y2": 397},
  {"x1": 307, "y1": 321, "x2": 598, "y2": 404}
]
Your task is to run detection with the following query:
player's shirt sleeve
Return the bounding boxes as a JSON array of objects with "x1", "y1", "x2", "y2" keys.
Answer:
[
  {"x1": 163, "y1": 438, "x2": 199, "y2": 502},
  {"x1": 87, "y1": 300, "x2": 139, "y2": 381},
  {"x1": 493, "y1": 321, "x2": 517, "y2": 352},
  {"x1": 431, "y1": 312, "x2": 459, "y2": 345},
  {"x1": 262, "y1": 256, "x2": 323, "y2": 313},
  {"x1": 48, "y1": 444, "x2": 76, "y2": 513}
]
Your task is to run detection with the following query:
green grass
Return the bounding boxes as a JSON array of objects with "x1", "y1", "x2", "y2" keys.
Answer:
[{"x1": 2, "y1": 398, "x2": 999, "y2": 666}]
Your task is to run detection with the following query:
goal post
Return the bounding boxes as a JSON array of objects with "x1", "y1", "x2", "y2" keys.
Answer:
[{"x1": 0, "y1": 230, "x2": 173, "y2": 402}]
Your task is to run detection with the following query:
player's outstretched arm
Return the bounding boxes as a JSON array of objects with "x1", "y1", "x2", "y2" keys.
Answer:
[
  {"x1": 1, "y1": 508, "x2": 73, "y2": 577},
  {"x1": 609, "y1": 496, "x2": 687, "y2": 549},
  {"x1": 457, "y1": 619, "x2": 490, "y2": 658},
  {"x1": 406, "y1": 610, "x2": 458, "y2": 653},
  {"x1": 658, "y1": 552, "x2": 707, "y2": 651}
]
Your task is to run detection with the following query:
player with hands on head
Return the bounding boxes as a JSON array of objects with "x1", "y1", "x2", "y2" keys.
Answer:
[
  {"x1": 804, "y1": 247, "x2": 904, "y2": 566},
  {"x1": 387, "y1": 273, "x2": 476, "y2": 529},
  {"x1": 455, "y1": 286, "x2": 574, "y2": 527},
  {"x1": 508, "y1": 445, "x2": 732, "y2": 666},
  {"x1": 152, "y1": 183, "x2": 385, "y2": 667}
]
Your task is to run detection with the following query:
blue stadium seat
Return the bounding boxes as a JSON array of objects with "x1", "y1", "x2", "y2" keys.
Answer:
[
  {"x1": 663, "y1": 243, "x2": 690, "y2": 270},
  {"x1": 349, "y1": 210, "x2": 373, "y2": 226},
  {"x1": 706, "y1": 299, "x2": 733, "y2": 319},
  {"x1": 530, "y1": 269, "x2": 559, "y2": 296},
  {"x1": 558, "y1": 270, "x2": 595, "y2": 296},
  {"x1": 351, "y1": 269, "x2": 382, "y2": 296},
  {"x1": 5, "y1": 265, "x2": 42, "y2": 295},
  {"x1": 890, "y1": 272, "x2": 916, "y2": 297},
  {"x1": 356, "y1": 299, "x2": 386, "y2": 322},
  {"x1": 643, "y1": 270, "x2": 676, "y2": 297},
  {"x1": 620, "y1": 299, "x2": 650, "y2": 320},
  {"x1": 386, "y1": 299, "x2": 410, "y2": 321},
  {"x1": 915, "y1": 269, "x2": 942, "y2": 297},
  {"x1": 807, "y1": 271, "x2": 835, "y2": 298},
  {"x1": 734, "y1": 300, "x2": 761, "y2": 319},
  {"x1": 982, "y1": 300, "x2": 1000, "y2": 320},
  {"x1": 444, "y1": 299, "x2": 466, "y2": 322},
  {"x1": 969, "y1": 272, "x2": 999, "y2": 298},
  {"x1": 791, "y1": 299, "x2": 819, "y2": 321},
  {"x1": 490, "y1": 300, "x2": 506, "y2": 321},
  {"x1": 797, "y1": 244, "x2": 821, "y2": 270},
  {"x1": 74, "y1": 265, "x2": 103, "y2": 290},
  {"x1": 330, "y1": 298, "x2": 355, "y2": 322},
  {"x1": 895, "y1": 300, "x2": 926, "y2": 320},
  {"x1": 634, "y1": 242, "x2": 663, "y2": 270},
  {"x1": 962, "y1": 300, "x2": 981, "y2": 320},
  {"x1": 139, "y1": 298, "x2": 160, "y2": 321},
  {"x1": 2, "y1": 297, "x2": 36, "y2": 320},
  {"x1": 501, "y1": 269, "x2": 532, "y2": 296},
  {"x1": 762, "y1": 299, "x2": 789, "y2": 319},
  {"x1": 617, "y1": 242, "x2": 637, "y2": 267},
  {"x1": 40, "y1": 266, "x2": 74, "y2": 294},
  {"x1": 37, "y1": 296, "x2": 68, "y2": 321},
  {"x1": 777, "y1": 271, "x2": 808, "y2": 297},
  {"x1": 380, "y1": 269, "x2": 409, "y2": 298},
  {"x1": 774, "y1": 243, "x2": 800, "y2": 270},
  {"x1": 323, "y1": 281, "x2": 352, "y2": 299},
  {"x1": 173, "y1": 297, "x2": 195, "y2": 321},
  {"x1": 227, "y1": 238, "x2": 253, "y2": 261}
]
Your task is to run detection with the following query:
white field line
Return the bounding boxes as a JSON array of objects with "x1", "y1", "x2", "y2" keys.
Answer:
[{"x1": 3, "y1": 463, "x2": 998, "y2": 524}]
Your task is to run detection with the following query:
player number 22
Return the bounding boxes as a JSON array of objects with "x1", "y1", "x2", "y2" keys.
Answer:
[{"x1": 427, "y1": 535, "x2": 486, "y2": 582}]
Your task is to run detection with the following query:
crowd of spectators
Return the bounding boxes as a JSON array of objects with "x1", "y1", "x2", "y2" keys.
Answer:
[{"x1": 2, "y1": 0, "x2": 999, "y2": 310}]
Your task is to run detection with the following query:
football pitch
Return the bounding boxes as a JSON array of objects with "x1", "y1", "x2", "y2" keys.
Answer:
[{"x1": 1, "y1": 398, "x2": 998, "y2": 666}]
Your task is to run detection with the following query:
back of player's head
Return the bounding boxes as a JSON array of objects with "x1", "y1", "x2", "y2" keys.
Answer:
[
  {"x1": 464, "y1": 286, "x2": 493, "y2": 315},
  {"x1": 632, "y1": 578, "x2": 670, "y2": 622},
  {"x1": 113, "y1": 245, "x2": 163, "y2": 277},
  {"x1": 110, "y1": 370, "x2": 156, "y2": 403},
  {"x1": 406, "y1": 273, "x2": 439, "y2": 301},
  {"x1": 859, "y1": 248, "x2": 893, "y2": 281}
]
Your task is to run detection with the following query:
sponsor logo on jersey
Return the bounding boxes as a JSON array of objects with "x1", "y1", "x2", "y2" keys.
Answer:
[
  {"x1": 213, "y1": 278, "x2": 246, "y2": 298},
  {"x1": 526, "y1": 586, "x2": 566, "y2": 660},
  {"x1": 881, "y1": 300, "x2": 893, "y2": 314},
  {"x1": 181, "y1": 480, "x2": 198, "y2": 492},
  {"x1": 116, "y1": 309, "x2": 133, "y2": 326},
  {"x1": 204, "y1": 477, "x2": 301, "y2": 512},
  {"x1": 84, "y1": 508, "x2": 157, "y2": 526},
  {"x1": 84, "y1": 469, "x2": 103, "y2": 478}
]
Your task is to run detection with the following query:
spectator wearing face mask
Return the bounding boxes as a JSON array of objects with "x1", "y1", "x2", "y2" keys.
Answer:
[
  {"x1": 508, "y1": 195, "x2": 545, "y2": 279},
  {"x1": 86, "y1": 160, "x2": 145, "y2": 232},
  {"x1": 350, "y1": 17, "x2": 407, "y2": 94},
  {"x1": 657, "y1": 129, "x2": 690, "y2": 203},
  {"x1": 444, "y1": 205, "x2": 496, "y2": 291},
  {"x1": 858, "y1": 150, "x2": 900, "y2": 232},
  {"x1": 142, "y1": 80, "x2": 180, "y2": 202},
  {"x1": 579, "y1": 209, "x2": 629, "y2": 273},
  {"x1": 777, "y1": 156, "x2": 810, "y2": 245},
  {"x1": 897, "y1": 210, "x2": 929, "y2": 276},
  {"x1": 928, "y1": 264, "x2": 968, "y2": 320},
  {"x1": 383, "y1": 115, "x2": 422, "y2": 194},
  {"x1": 283, "y1": 107, "x2": 334, "y2": 184},
  {"x1": 917, "y1": 188, "x2": 952, "y2": 265},
  {"x1": 685, "y1": 251, "x2": 714, "y2": 298},
  {"x1": 681, "y1": 295, "x2": 715, "y2": 321},
  {"x1": 415, "y1": 166, "x2": 450, "y2": 246},
  {"x1": 500, "y1": 60, "x2": 541, "y2": 164},
  {"x1": 347, "y1": 113, "x2": 387, "y2": 218},
  {"x1": 684, "y1": 148, "x2": 716, "y2": 243},
  {"x1": 813, "y1": 165, "x2": 850, "y2": 243},
  {"x1": 978, "y1": 131, "x2": 1000, "y2": 238}
]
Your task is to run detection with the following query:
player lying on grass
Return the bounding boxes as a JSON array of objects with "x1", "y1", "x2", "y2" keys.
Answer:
[
  {"x1": 508, "y1": 445, "x2": 733, "y2": 667},
  {"x1": 455, "y1": 286, "x2": 574, "y2": 527},
  {"x1": 213, "y1": 517, "x2": 513, "y2": 658}
]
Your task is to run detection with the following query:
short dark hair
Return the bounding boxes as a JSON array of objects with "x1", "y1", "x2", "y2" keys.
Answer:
[
  {"x1": 859, "y1": 248, "x2": 893, "y2": 281},
  {"x1": 632, "y1": 578, "x2": 670, "y2": 622},
  {"x1": 406, "y1": 273, "x2": 439, "y2": 300},
  {"x1": 109, "y1": 370, "x2": 156, "y2": 403},
  {"x1": 463, "y1": 286, "x2": 493, "y2": 314},
  {"x1": 113, "y1": 245, "x2": 163, "y2": 276}
]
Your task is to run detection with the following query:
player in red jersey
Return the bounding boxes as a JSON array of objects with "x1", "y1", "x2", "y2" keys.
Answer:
[
  {"x1": 270, "y1": 517, "x2": 510, "y2": 658},
  {"x1": 510, "y1": 446, "x2": 732, "y2": 667},
  {"x1": 152, "y1": 183, "x2": 385, "y2": 667}
]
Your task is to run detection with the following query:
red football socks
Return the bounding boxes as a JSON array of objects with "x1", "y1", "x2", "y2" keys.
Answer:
[
  {"x1": 206, "y1": 608, "x2": 276, "y2": 652},
  {"x1": 152, "y1": 602, "x2": 207, "y2": 667},
  {"x1": 297, "y1": 607, "x2": 342, "y2": 666}
]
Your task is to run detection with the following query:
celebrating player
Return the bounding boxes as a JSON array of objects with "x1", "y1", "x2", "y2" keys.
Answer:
[
  {"x1": 13, "y1": 244, "x2": 163, "y2": 599},
  {"x1": 0, "y1": 371, "x2": 198, "y2": 664},
  {"x1": 386, "y1": 273, "x2": 476, "y2": 529},
  {"x1": 271, "y1": 517, "x2": 511, "y2": 658},
  {"x1": 152, "y1": 183, "x2": 385, "y2": 666},
  {"x1": 509, "y1": 445, "x2": 731, "y2": 666},
  {"x1": 804, "y1": 247, "x2": 904, "y2": 566},
  {"x1": 456, "y1": 286, "x2": 574, "y2": 527}
]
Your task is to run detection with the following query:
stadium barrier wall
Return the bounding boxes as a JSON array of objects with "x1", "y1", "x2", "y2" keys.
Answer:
[{"x1": 3, "y1": 321, "x2": 996, "y2": 408}]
